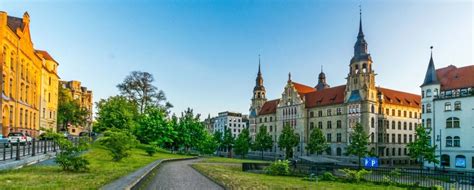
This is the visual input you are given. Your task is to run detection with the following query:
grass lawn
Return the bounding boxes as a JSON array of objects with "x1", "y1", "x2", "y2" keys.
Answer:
[
  {"x1": 0, "y1": 145, "x2": 191, "y2": 190},
  {"x1": 192, "y1": 158, "x2": 405, "y2": 190},
  {"x1": 199, "y1": 156, "x2": 270, "y2": 164}
]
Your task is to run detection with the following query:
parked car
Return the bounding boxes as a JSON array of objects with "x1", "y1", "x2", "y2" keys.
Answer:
[
  {"x1": 8, "y1": 132, "x2": 32, "y2": 145},
  {"x1": 0, "y1": 134, "x2": 10, "y2": 147},
  {"x1": 79, "y1": 131, "x2": 96, "y2": 137}
]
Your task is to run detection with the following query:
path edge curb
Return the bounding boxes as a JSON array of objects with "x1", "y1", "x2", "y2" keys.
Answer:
[
  {"x1": 101, "y1": 156, "x2": 197, "y2": 190},
  {"x1": 189, "y1": 164, "x2": 227, "y2": 189}
]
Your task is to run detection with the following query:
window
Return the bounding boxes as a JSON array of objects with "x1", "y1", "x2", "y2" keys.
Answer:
[
  {"x1": 326, "y1": 133, "x2": 332, "y2": 142},
  {"x1": 398, "y1": 121, "x2": 401, "y2": 130},
  {"x1": 426, "y1": 119, "x2": 432, "y2": 128},
  {"x1": 445, "y1": 102, "x2": 451, "y2": 111},
  {"x1": 403, "y1": 122, "x2": 407, "y2": 130},
  {"x1": 453, "y1": 136, "x2": 460, "y2": 147},
  {"x1": 336, "y1": 133, "x2": 341, "y2": 142},
  {"x1": 336, "y1": 108, "x2": 342, "y2": 115},
  {"x1": 270, "y1": 117, "x2": 273, "y2": 122},
  {"x1": 397, "y1": 134, "x2": 401, "y2": 144},
  {"x1": 409, "y1": 123, "x2": 413, "y2": 130},
  {"x1": 310, "y1": 122, "x2": 314, "y2": 130},
  {"x1": 327, "y1": 109, "x2": 332, "y2": 116},
  {"x1": 318, "y1": 122, "x2": 323, "y2": 129},
  {"x1": 409, "y1": 134, "x2": 413, "y2": 143},
  {"x1": 392, "y1": 109, "x2": 395, "y2": 116},
  {"x1": 336, "y1": 148, "x2": 342, "y2": 156},
  {"x1": 392, "y1": 121, "x2": 395, "y2": 129},
  {"x1": 441, "y1": 154, "x2": 450, "y2": 167},
  {"x1": 422, "y1": 90, "x2": 425, "y2": 98},
  {"x1": 392, "y1": 134, "x2": 395, "y2": 143},
  {"x1": 310, "y1": 111, "x2": 314, "y2": 118},
  {"x1": 426, "y1": 104, "x2": 432, "y2": 113},
  {"x1": 455, "y1": 155, "x2": 466, "y2": 168},
  {"x1": 398, "y1": 110, "x2": 401, "y2": 117},
  {"x1": 270, "y1": 126, "x2": 273, "y2": 132},
  {"x1": 403, "y1": 134, "x2": 407, "y2": 143},
  {"x1": 370, "y1": 118, "x2": 374, "y2": 128},
  {"x1": 404, "y1": 111, "x2": 407, "y2": 117},
  {"x1": 327, "y1": 121, "x2": 332, "y2": 129},
  {"x1": 446, "y1": 136, "x2": 453, "y2": 147},
  {"x1": 426, "y1": 89, "x2": 432, "y2": 97},
  {"x1": 336, "y1": 120, "x2": 341, "y2": 128},
  {"x1": 371, "y1": 105, "x2": 375, "y2": 113},
  {"x1": 454, "y1": 101, "x2": 461, "y2": 111},
  {"x1": 371, "y1": 132, "x2": 374, "y2": 143},
  {"x1": 446, "y1": 117, "x2": 460, "y2": 128},
  {"x1": 264, "y1": 117, "x2": 267, "y2": 122},
  {"x1": 318, "y1": 111, "x2": 323, "y2": 117}
]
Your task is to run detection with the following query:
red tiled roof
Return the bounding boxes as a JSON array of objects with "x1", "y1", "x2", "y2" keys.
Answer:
[
  {"x1": 436, "y1": 65, "x2": 474, "y2": 90},
  {"x1": 259, "y1": 99, "x2": 280, "y2": 115},
  {"x1": 305, "y1": 85, "x2": 346, "y2": 108},
  {"x1": 6, "y1": 16, "x2": 24, "y2": 32},
  {"x1": 292, "y1": 82, "x2": 316, "y2": 94},
  {"x1": 35, "y1": 50, "x2": 58, "y2": 63},
  {"x1": 377, "y1": 87, "x2": 420, "y2": 108}
]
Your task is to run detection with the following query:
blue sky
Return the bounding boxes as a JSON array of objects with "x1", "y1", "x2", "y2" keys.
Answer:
[{"x1": 1, "y1": 0, "x2": 472, "y2": 118}]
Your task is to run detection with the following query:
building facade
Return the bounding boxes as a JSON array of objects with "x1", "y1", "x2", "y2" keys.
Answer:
[
  {"x1": 0, "y1": 11, "x2": 60, "y2": 137},
  {"x1": 60, "y1": 80, "x2": 93, "y2": 136},
  {"x1": 249, "y1": 13, "x2": 422, "y2": 165},
  {"x1": 421, "y1": 51, "x2": 474, "y2": 170},
  {"x1": 36, "y1": 50, "x2": 59, "y2": 133},
  {"x1": 212, "y1": 111, "x2": 248, "y2": 138}
]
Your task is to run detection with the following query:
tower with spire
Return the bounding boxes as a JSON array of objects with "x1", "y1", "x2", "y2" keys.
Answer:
[
  {"x1": 315, "y1": 66, "x2": 330, "y2": 90},
  {"x1": 250, "y1": 55, "x2": 267, "y2": 116},
  {"x1": 345, "y1": 6, "x2": 376, "y2": 103}
]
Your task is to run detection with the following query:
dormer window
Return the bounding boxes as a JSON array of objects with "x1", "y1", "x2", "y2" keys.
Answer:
[{"x1": 426, "y1": 89, "x2": 432, "y2": 97}]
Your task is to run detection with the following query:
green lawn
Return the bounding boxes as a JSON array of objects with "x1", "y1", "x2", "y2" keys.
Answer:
[
  {"x1": 192, "y1": 158, "x2": 405, "y2": 190},
  {"x1": 199, "y1": 156, "x2": 270, "y2": 164},
  {"x1": 0, "y1": 146, "x2": 191, "y2": 190}
]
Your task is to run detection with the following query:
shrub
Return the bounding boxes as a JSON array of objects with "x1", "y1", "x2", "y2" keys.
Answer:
[
  {"x1": 265, "y1": 160, "x2": 290, "y2": 176},
  {"x1": 51, "y1": 133, "x2": 90, "y2": 172},
  {"x1": 339, "y1": 168, "x2": 371, "y2": 183},
  {"x1": 319, "y1": 172, "x2": 336, "y2": 181},
  {"x1": 137, "y1": 144, "x2": 158, "y2": 156},
  {"x1": 96, "y1": 130, "x2": 137, "y2": 161},
  {"x1": 433, "y1": 185, "x2": 443, "y2": 190},
  {"x1": 389, "y1": 168, "x2": 401, "y2": 177}
]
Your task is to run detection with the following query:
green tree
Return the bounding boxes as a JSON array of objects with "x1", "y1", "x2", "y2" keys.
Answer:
[
  {"x1": 407, "y1": 125, "x2": 438, "y2": 169},
  {"x1": 213, "y1": 130, "x2": 223, "y2": 155},
  {"x1": 345, "y1": 123, "x2": 369, "y2": 168},
  {"x1": 253, "y1": 125, "x2": 273, "y2": 160},
  {"x1": 278, "y1": 124, "x2": 299, "y2": 159},
  {"x1": 94, "y1": 96, "x2": 139, "y2": 132},
  {"x1": 234, "y1": 128, "x2": 252, "y2": 158},
  {"x1": 135, "y1": 106, "x2": 176, "y2": 146},
  {"x1": 198, "y1": 132, "x2": 218, "y2": 155},
  {"x1": 222, "y1": 128, "x2": 235, "y2": 158},
  {"x1": 173, "y1": 108, "x2": 206, "y2": 152},
  {"x1": 306, "y1": 127, "x2": 328, "y2": 155},
  {"x1": 117, "y1": 71, "x2": 172, "y2": 114},
  {"x1": 57, "y1": 85, "x2": 89, "y2": 132}
]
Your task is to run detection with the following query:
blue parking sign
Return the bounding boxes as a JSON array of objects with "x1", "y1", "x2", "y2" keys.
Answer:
[{"x1": 364, "y1": 157, "x2": 378, "y2": 168}]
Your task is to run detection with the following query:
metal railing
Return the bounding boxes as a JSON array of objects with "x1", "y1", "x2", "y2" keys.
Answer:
[{"x1": 0, "y1": 137, "x2": 85, "y2": 162}]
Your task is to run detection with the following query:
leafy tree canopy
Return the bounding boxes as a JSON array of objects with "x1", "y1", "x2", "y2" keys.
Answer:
[{"x1": 94, "y1": 96, "x2": 139, "y2": 132}]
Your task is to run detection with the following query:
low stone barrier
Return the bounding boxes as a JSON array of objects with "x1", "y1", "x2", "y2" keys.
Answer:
[{"x1": 101, "y1": 157, "x2": 197, "y2": 190}]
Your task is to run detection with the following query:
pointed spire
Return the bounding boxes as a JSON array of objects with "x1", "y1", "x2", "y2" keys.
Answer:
[
  {"x1": 421, "y1": 46, "x2": 439, "y2": 87},
  {"x1": 321, "y1": 65, "x2": 323, "y2": 73},
  {"x1": 288, "y1": 72, "x2": 292, "y2": 82},
  {"x1": 358, "y1": 4, "x2": 364, "y2": 38},
  {"x1": 258, "y1": 54, "x2": 261, "y2": 75}
]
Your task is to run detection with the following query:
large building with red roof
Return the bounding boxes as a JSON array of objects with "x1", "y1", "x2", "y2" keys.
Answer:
[
  {"x1": 248, "y1": 12, "x2": 421, "y2": 166},
  {"x1": 421, "y1": 49, "x2": 474, "y2": 170}
]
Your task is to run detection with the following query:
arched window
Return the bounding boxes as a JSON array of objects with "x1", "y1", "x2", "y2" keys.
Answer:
[
  {"x1": 444, "y1": 102, "x2": 451, "y2": 111},
  {"x1": 446, "y1": 117, "x2": 460, "y2": 128},
  {"x1": 392, "y1": 121, "x2": 395, "y2": 129},
  {"x1": 398, "y1": 121, "x2": 401, "y2": 130},
  {"x1": 371, "y1": 118, "x2": 374, "y2": 128},
  {"x1": 362, "y1": 63, "x2": 367, "y2": 73},
  {"x1": 453, "y1": 136, "x2": 460, "y2": 147},
  {"x1": 422, "y1": 105, "x2": 425, "y2": 113},
  {"x1": 454, "y1": 101, "x2": 461, "y2": 111},
  {"x1": 434, "y1": 88, "x2": 439, "y2": 96},
  {"x1": 441, "y1": 154, "x2": 450, "y2": 167},
  {"x1": 426, "y1": 119, "x2": 431, "y2": 128},
  {"x1": 422, "y1": 90, "x2": 425, "y2": 98},
  {"x1": 371, "y1": 132, "x2": 374, "y2": 143},
  {"x1": 336, "y1": 147, "x2": 342, "y2": 156},
  {"x1": 446, "y1": 136, "x2": 453, "y2": 147},
  {"x1": 403, "y1": 122, "x2": 407, "y2": 130},
  {"x1": 371, "y1": 105, "x2": 374, "y2": 113},
  {"x1": 455, "y1": 155, "x2": 466, "y2": 168},
  {"x1": 426, "y1": 89, "x2": 432, "y2": 97},
  {"x1": 426, "y1": 104, "x2": 432, "y2": 113}
]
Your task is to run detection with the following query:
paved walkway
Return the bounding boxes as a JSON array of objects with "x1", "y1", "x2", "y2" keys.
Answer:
[{"x1": 145, "y1": 159, "x2": 223, "y2": 190}]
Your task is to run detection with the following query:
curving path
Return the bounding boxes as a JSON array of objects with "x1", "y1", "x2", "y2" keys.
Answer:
[{"x1": 145, "y1": 159, "x2": 223, "y2": 190}]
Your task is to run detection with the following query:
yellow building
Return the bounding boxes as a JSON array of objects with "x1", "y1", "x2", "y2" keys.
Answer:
[
  {"x1": 0, "y1": 12, "x2": 44, "y2": 136},
  {"x1": 60, "y1": 80, "x2": 93, "y2": 135},
  {"x1": 36, "y1": 50, "x2": 59, "y2": 133}
]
